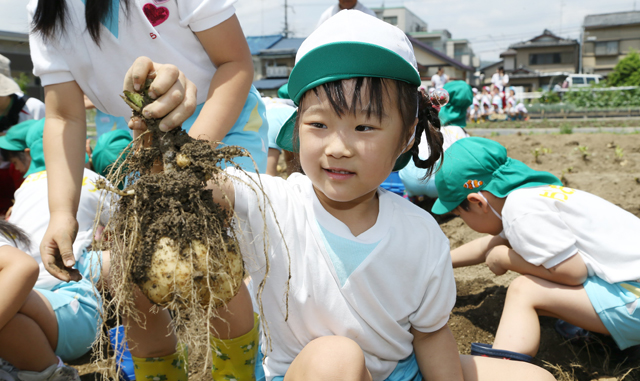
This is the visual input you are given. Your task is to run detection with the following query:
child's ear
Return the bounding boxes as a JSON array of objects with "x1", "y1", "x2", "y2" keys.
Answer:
[
  {"x1": 401, "y1": 118, "x2": 418, "y2": 154},
  {"x1": 467, "y1": 193, "x2": 490, "y2": 214}
]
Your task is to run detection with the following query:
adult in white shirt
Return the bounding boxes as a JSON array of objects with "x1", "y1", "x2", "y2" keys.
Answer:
[
  {"x1": 431, "y1": 67, "x2": 448, "y2": 89},
  {"x1": 316, "y1": 0, "x2": 377, "y2": 28},
  {"x1": 490, "y1": 66, "x2": 509, "y2": 92}
]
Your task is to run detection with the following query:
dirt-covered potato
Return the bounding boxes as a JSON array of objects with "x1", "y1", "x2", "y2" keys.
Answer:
[{"x1": 140, "y1": 237, "x2": 244, "y2": 307}]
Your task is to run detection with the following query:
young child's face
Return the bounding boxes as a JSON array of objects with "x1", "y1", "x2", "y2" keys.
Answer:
[{"x1": 298, "y1": 79, "x2": 408, "y2": 204}]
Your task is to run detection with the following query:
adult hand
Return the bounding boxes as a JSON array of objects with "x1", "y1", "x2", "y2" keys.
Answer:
[
  {"x1": 39, "y1": 212, "x2": 82, "y2": 282},
  {"x1": 124, "y1": 56, "x2": 197, "y2": 134},
  {"x1": 485, "y1": 246, "x2": 509, "y2": 276}
]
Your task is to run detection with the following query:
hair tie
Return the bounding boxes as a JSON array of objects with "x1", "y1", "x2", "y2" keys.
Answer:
[{"x1": 427, "y1": 88, "x2": 450, "y2": 112}]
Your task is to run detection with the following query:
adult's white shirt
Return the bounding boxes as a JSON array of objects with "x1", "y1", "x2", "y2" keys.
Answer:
[
  {"x1": 28, "y1": 0, "x2": 237, "y2": 118},
  {"x1": 491, "y1": 72, "x2": 508, "y2": 91},
  {"x1": 232, "y1": 169, "x2": 456, "y2": 381},
  {"x1": 500, "y1": 185, "x2": 640, "y2": 284},
  {"x1": 431, "y1": 73, "x2": 448, "y2": 89},
  {"x1": 0, "y1": 169, "x2": 112, "y2": 289},
  {"x1": 316, "y1": 2, "x2": 377, "y2": 29},
  {"x1": 17, "y1": 93, "x2": 45, "y2": 123}
]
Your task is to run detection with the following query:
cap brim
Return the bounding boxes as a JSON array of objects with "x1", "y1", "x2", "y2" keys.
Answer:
[
  {"x1": 0, "y1": 136, "x2": 25, "y2": 151},
  {"x1": 0, "y1": 75, "x2": 20, "y2": 97},
  {"x1": 431, "y1": 198, "x2": 461, "y2": 215},
  {"x1": 276, "y1": 110, "x2": 298, "y2": 153},
  {"x1": 288, "y1": 42, "x2": 421, "y2": 105}
]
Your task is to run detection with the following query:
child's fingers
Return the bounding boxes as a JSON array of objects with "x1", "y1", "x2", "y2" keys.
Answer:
[
  {"x1": 152, "y1": 76, "x2": 197, "y2": 132},
  {"x1": 124, "y1": 56, "x2": 155, "y2": 93},
  {"x1": 147, "y1": 64, "x2": 181, "y2": 100}
]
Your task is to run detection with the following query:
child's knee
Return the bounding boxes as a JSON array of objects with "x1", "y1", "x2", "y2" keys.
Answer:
[
  {"x1": 506, "y1": 275, "x2": 541, "y2": 301},
  {"x1": 302, "y1": 336, "x2": 367, "y2": 376}
]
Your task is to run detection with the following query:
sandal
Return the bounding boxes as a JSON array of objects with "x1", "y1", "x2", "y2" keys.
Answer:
[
  {"x1": 470, "y1": 343, "x2": 533, "y2": 362},
  {"x1": 554, "y1": 319, "x2": 591, "y2": 342}
]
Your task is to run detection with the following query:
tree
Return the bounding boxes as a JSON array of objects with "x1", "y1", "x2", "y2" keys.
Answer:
[{"x1": 607, "y1": 49, "x2": 640, "y2": 87}]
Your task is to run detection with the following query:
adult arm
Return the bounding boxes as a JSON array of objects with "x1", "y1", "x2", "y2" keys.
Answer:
[
  {"x1": 188, "y1": 15, "x2": 254, "y2": 142},
  {"x1": 412, "y1": 324, "x2": 464, "y2": 381},
  {"x1": 450, "y1": 235, "x2": 510, "y2": 268},
  {"x1": 485, "y1": 245, "x2": 588, "y2": 286}
]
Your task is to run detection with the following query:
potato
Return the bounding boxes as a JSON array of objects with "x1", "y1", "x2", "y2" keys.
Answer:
[{"x1": 140, "y1": 237, "x2": 244, "y2": 307}]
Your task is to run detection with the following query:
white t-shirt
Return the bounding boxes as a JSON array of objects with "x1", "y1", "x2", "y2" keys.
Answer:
[
  {"x1": 19, "y1": 96, "x2": 45, "y2": 124},
  {"x1": 491, "y1": 73, "x2": 508, "y2": 91},
  {"x1": 232, "y1": 170, "x2": 455, "y2": 381},
  {"x1": 431, "y1": 73, "x2": 448, "y2": 89},
  {"x1": 501, "y1": 185, "x2": 640, "y2": 284},
  {"x1": 316, "y1": 2, "x2": 377, "y2": 28},
  {"x1": 416, "y1": 125, "x2": 467, "y2": 161},
  {"x1": 28, "y1": 0, "x2": 236, "y2": 118},
  {"x1": 0, "y1": 169, "x2": 112, "y2": 290}
]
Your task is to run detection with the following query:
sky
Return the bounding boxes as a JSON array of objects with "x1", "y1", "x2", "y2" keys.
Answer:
[{"x1": 2, "y1": 0, "x2": 638, "y2": 62}]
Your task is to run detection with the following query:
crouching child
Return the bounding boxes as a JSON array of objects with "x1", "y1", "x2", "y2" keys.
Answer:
[{"x1": 431, "y1": 137, "x2": 640, "y2": 361}]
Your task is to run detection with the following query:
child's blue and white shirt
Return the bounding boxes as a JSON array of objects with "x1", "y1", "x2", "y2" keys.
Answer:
[{"x1": 231, "y1": 170, "x2": 456, "y2": 381}]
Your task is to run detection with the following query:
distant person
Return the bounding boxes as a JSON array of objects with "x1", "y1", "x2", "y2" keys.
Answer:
[
  {"x1": 505, "y1": 87, "x2": 528, "y2": 121},
  {"x1": 83, "y1": 95, "x2": 129, "y2": 139},
  {"x1": 490, "y1": 66, "x2": 509, "y2": 92},
  {"x1": 431, "y1": 66, "x2": 448, "y2": 89},
  {"x1": 316, "y1": 0, "x2": 377, "y2": 28},
  {"x1": 261, "y1": 97, "x2": 295, "y2": 176},
  {"x1": 0, "y1": 55, "x2": 45, "y2": 133}
]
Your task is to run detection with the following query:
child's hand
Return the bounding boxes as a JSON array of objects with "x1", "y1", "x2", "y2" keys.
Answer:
[
  {"x1": 39, "y1": 212, "x2": 83, "y2": 282},
  {"x1": 124, "y1": 56, "x2": 197, "y2": 134},
  {"x1": 485, "y1": 246, "x2": 509, "y2": 276}
]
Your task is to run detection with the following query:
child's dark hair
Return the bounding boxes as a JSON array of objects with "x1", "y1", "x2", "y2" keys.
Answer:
[
  {"x1": 0, "y1": 149, "x2": 28, "y2": 164},
  {"x1": 32, "y1": 0, "x2": 131, "y2": 45},
  {"x1": 295, "y1": 77, "x2": 444, "y2": 179},
  {"x1": 0, "y1": 220, "x2": 31, "y2": 248},
  {"x1": 458, "y1": 199, "x2": 470, "y2": 212}
]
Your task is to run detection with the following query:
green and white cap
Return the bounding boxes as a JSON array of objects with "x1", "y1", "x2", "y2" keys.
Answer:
[
  {"x1": 276, "y1": 10, "x2": 421, "y2": 164},
  {"x1": 431, "y1": 137, "x2": 562, "y2": 214}
]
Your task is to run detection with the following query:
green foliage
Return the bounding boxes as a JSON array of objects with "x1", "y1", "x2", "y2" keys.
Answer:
[
  {"x1": 563, "y1": 87, "x2": 640, "y2": 108},
  {"x1": 559, "y1": 124, "x2": 573, "y2": 134},
  {"x1": 13, "y1": 72, "x2": 30, "y2": 92},
  {"x1": 539, "y1": 91, "x2": 560, "y2": 104},
  {"x1": 607, "y1": 49, "x2": 640, "y2": 87}
]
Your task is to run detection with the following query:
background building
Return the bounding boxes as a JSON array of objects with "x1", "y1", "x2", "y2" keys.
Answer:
[
  {"x1": 0, "y1": 30, "x2": 43, "y2": 100},
  {"x1": 582, "y1": 11, "x2": 640, "y2": 76}
]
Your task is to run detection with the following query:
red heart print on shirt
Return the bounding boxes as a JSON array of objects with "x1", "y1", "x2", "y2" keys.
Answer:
[{"x1": 143, "y1": 3, "x2": 169, "y2": 27}]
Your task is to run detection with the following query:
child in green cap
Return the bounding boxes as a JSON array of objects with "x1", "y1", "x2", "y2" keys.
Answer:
[
  {"x1": 432, "y1": 136, "x2": 640, "y2": 362},
  {"x1": 121, "y1": 10, "x2": 555, "y2": 381}
]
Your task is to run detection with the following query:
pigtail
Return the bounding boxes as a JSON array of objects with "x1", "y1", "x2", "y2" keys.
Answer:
[
  {"x1": 410, "y1": 89, "x2": 444, "y2": 180},
  {"x1": 0, "y1": 220, "x2": 31, "y2": 249}
]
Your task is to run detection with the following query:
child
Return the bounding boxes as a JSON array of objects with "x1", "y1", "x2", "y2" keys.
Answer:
[
  {"x1": 0, "y1": 149, "x2": 109, "y2": 379},
  {"x1": 490, "y1": 86, "x2": 503, "y2": 115},
  {"x1": 262, "y1": 97, "x2": 295, "y2": 176},
  {"x1": 480, "y1": 86, "x2": 491, "y2": 120},
  {"x1": 211, "y1": 11, "x2": 550, "y2": 380},
  {"x1": 431, "y1": 137, "x2": 640, "y2": 361},
  {"x1": 29, "y1": 0, "x2": 265, "y2": 378},
  {"x1": 399, "y1": 81, "x2": 472, "y2": 199},
  {"x1": 505, "y1": 88, "x2": 528, "y2": 121}
]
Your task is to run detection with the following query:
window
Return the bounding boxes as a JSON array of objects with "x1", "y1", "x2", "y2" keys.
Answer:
[
  {"x1": 586, "y1": 77, "x2": 597, "y2": 84},
  {"x1": 595, "y1": 41, "x2": 618, "y2": 56},
  {"x1": 383, "y1": 16, "x2": 398, "y2": 25},
  {"x1": 572, "y1": 77, "x2": 584, "y2": 85},
  {"x1": 529, "y1": 52, "x2": 574, "y2": 65}
]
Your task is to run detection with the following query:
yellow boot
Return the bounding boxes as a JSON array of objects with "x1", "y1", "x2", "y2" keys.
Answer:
[
  {"x1": 210, "y1": 313, "x2": 260, "y2": 381},
  {"x1": 131, "y1": 344, "x2": 188, "y2": 381}
]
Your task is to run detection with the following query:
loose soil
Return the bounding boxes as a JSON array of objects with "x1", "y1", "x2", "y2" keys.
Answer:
[
  {"x1": 466, "y1": 118, "x2": 640, "y2": 130},
  {"x1": 444, "y1": 133, "x2": 640, "y2": 381},
  {"x1": 73, "y1": 133, "x2": 640, "y2": 380}
]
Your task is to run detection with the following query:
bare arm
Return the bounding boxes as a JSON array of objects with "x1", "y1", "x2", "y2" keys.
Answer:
[
  {"x1": 266, "y1": 148, "x2": 280, "y2": 176},
  {"x1": 189, "y1": 15, "x2": 254, "y2": 142},
  {"x1": 412, "y1": 324, "x2": 464, "y2": 381},
  {"x1": 450, "y1": 235, "x2": 510, "y2": 268},
  {"x1": 40, "y1": 81, "x2": 87, "y2": 281},
  {"x1": 485, "y1": 246, "x2": 588, "y2": 286}
]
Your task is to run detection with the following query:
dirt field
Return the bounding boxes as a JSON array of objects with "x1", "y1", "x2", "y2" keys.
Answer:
[
  {"x1": 72, "y1": 132, "x2": 640, "y2": 380},
  {"x1": 442, "y1": 133, "x2": 640, "y2": 381}
]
